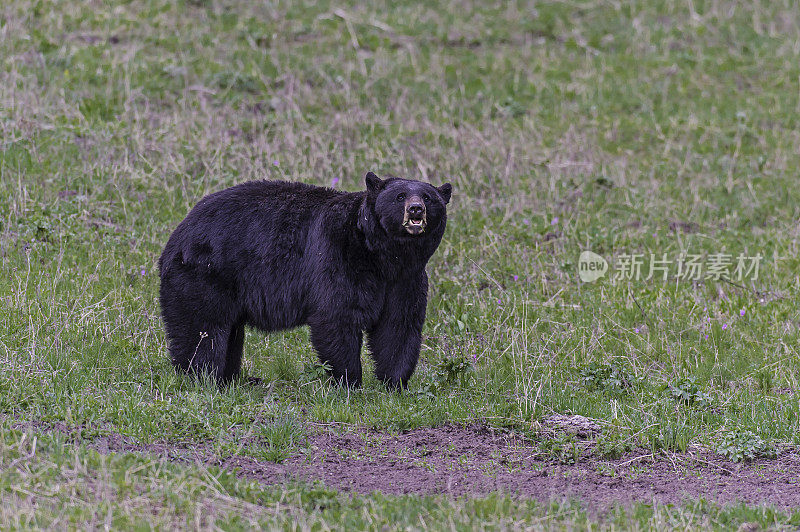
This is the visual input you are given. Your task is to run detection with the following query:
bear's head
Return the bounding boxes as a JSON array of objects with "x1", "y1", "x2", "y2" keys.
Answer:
[{"x1": 362, "y1": 172, "x2": 451, "y2": 240}]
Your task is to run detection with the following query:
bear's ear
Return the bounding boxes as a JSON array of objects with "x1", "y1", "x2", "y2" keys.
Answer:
[
  {"x1": 365, "y1": 172, "x2": 383, "y2": 194},
  {"x1": 437, "y1": 183, "x2": 452, "y2": 204}
]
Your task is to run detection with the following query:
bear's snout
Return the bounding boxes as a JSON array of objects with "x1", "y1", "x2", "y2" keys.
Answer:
[
  {"x1": 403, "y1": 195, "x2": 427, "y2": 235},
  {"x1": 407, "y1": 202, "x2": 424, "y2": 218}
]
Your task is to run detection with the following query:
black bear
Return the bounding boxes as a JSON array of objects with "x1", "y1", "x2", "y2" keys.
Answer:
[{"x1": 158, "y1": 172, "x2": 451, "y2": 389}]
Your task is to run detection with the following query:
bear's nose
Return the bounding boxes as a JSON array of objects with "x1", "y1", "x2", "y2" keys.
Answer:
[{"x1": 407, "y1": 203, "x2": 424, "y2": 217}]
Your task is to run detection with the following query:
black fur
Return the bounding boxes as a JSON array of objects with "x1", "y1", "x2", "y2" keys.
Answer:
[{"x1": 158, "y1": 172, "x2": 452, "y2": 389}]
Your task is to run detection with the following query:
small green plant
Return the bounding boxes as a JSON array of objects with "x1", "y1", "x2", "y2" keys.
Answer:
[
  {"x1": 300, "y1": 361, "x2": 333, "y2": 385},
  {"x1": 595, "y1": 433, "x2": 633, "y2": 460},
  {"x1": 413, "y1": 355, "x2": 474, "y2": 398},
  {"x1": 647, "y1": 421, "x2": 693, "y2": 453},
  {"x1": 437, "y1": 356, "x2": 474, "y2": 388},
  {"x1": 579, "y1": 362, "x2": 643, "y2": 396},
  {"x1": 716, "y1": 429, "x2": 776, "y2": 463},
  {"x1": 666, "y1": 376, "x2": 714, "y2": 408},
  {"x1": 540, "y1": 433, "x2": 582, "y2": 465}
]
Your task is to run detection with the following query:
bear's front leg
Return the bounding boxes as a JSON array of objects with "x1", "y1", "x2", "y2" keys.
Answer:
[
  {"x1": 367, "y1": 274, "x2": 428, "y2": 390},
  {"x1": 308, "y1": 319, "x2": 363, "y2": 387}
]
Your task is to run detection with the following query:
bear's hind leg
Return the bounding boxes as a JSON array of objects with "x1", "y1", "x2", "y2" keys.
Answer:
[
  {"x1": 165, "y1": 319, "x2": 233, "y2": 386},
  {"x1": 308, "y1": 320, "x2": 363, "y2": 387},
  {"x1": 221, "y1": 321, "x2": 245, "y2": 383}
]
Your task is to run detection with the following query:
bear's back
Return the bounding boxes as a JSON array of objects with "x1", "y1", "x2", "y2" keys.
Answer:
[
  {"x1": 207, "y1": 180, "x2": 344, "y2": 211},
  {"x1": 159, "y1": 180, "x2": 359, "y2": 279}
]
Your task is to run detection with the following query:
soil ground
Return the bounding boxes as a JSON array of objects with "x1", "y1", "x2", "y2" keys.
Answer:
[{"x1": 81, "y1": 424, "x2": 800, "y2": 512}]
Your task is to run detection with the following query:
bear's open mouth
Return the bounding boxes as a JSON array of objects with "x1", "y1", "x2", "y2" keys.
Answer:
[{"x1": 402, "y1": 213, "x2": 427, "y2": 235}]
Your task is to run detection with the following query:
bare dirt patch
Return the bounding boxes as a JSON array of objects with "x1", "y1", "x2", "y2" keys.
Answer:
[
  {"x1": 226, "y1": 425, "x2": 800, "y2": 511},
  {"x1": 24, "y1": 422, "x2": 800, "y2": 510}
]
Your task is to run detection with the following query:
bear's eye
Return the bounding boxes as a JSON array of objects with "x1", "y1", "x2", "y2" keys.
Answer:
[
  {"x1": 422, "y1": 193, "x2": 430, "y2": 201},
  {"x1": 396, "y1": 193, "x2": 406, "y2": 202}
]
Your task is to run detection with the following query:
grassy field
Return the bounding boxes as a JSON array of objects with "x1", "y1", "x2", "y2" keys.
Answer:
[{"x1": 2, "y1": 0, "x2": 800, "y2": 528}]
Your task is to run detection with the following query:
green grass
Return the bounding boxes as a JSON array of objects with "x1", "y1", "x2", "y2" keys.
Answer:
[{"x1": 2, "y1": 0, "x2": 800, "y2": 528}]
